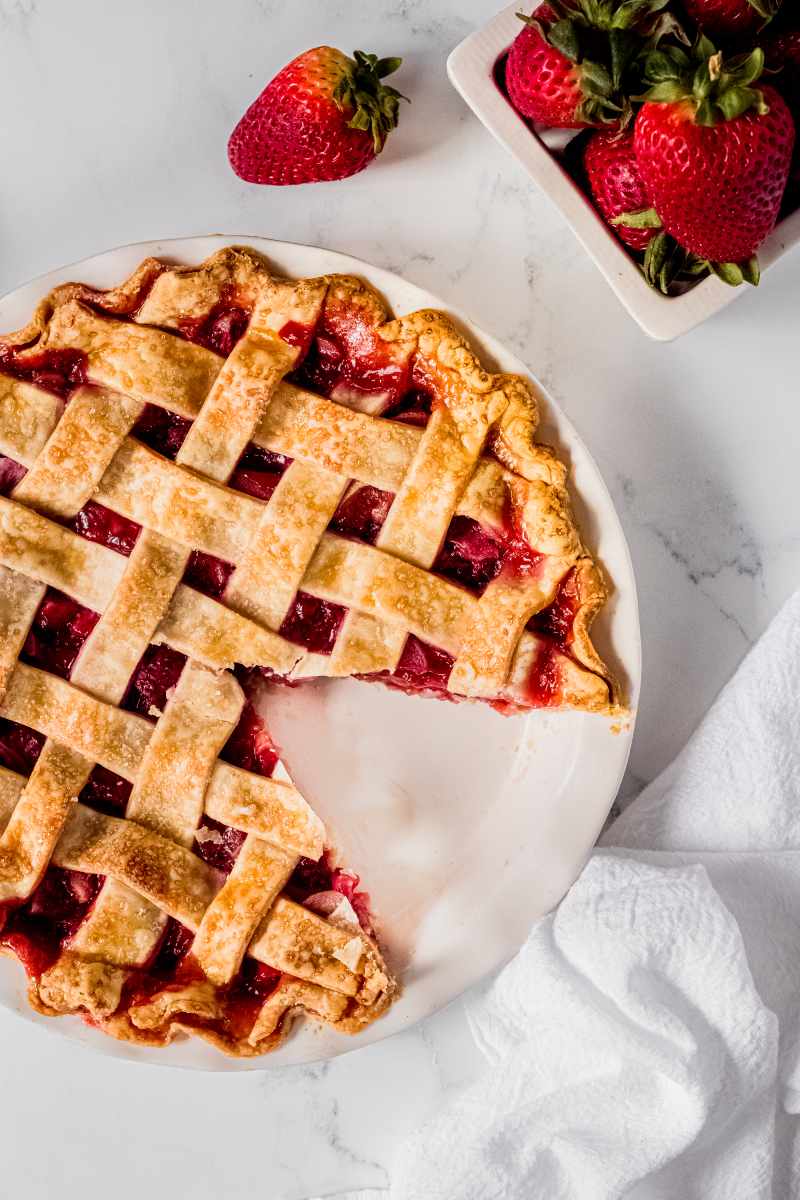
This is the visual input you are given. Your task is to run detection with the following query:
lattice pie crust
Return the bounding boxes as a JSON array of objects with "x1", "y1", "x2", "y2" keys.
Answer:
[{"x1": 0, "y1": 247, "x2": 617, "y2": 1056}]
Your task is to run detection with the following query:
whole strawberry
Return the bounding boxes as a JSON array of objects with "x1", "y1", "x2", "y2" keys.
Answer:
[
  {"x1": 764, "y1": 30, "x2": 800, "y2": 205},
  {"x1": 634, "y1": 42, "x2": 795, "y2": 268},
  {"x1": 583, "y1": 130, "x2": 658, "y2": 248},
  {"x1": 764, "y1": 29, "x2": 800, "y2": 111},
  {"x1": 228, "y1": 48, "x2": 406, "y2": 185},
  {"x1": 682, "y1": 0, "x2": 782, "y2": 39},
  {"x1": 506, "y1": 1, "x2": 681, "y2": 130},
  {"x1": 506, "y1": 6, "x2": 592, "y2": 128}
]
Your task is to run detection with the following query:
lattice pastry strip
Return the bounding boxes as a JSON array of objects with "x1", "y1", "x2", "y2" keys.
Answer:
[
  {"x1": 12, "y1": 387, "x2": 142, "y2": 518},
  {"x1": 224, "y1": 458, "x2": 349, "y2": 630}
]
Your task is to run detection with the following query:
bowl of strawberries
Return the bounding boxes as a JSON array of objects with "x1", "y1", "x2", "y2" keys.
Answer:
[{"x1": 448, "y1": 1, "x2": 800, "y2": 339}]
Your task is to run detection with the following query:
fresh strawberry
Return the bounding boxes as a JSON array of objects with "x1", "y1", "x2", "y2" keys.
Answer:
[
  {"x1": 583, "y1": 129, "x2": 657, "y2": 248},
  {"x1": 506, "y1": 7, "x2": 591, "y2": 128},
  {"x1": 682, "y1": 0, "x2": 782, "y2": 39},
  {"x1": 763, "y1": 30, "x2": 800, "y2": 206},
  {"x1": 633, "y1": 40, "x2": 795, "y2": 273},
  {"x1": 228, "y1": 47, "x2": 406, "y2": 185},
  {"x1": 764, "y1": 29, "x2": 800, "y2": 110},
  {"x1": 506, "y1": 1, "x2": 682, "y2": 129},
  {"x1": 583, "y1": 128, "x2": 698, "y2": 292}
]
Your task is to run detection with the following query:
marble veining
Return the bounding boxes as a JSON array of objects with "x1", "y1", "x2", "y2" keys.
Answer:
[{"x1": 1, "y1": 1, "x2": 798, "y2": 1197}]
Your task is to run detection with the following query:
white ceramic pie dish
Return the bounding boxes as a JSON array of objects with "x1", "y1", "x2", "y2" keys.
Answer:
[
  {"x1": 447, "y1": 2, "x2": 800, "y2": 341},
  {"x1": 0, "y1": 235, "x2": 641, "y2": 1070}
]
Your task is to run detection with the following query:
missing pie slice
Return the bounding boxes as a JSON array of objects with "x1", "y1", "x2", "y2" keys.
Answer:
[{"x1": 0, "y1": 246, "x2": 618, "y2": 1056}]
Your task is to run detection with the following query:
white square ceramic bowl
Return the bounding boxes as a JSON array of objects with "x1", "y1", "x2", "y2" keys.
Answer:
[{"x1": 447, "y1": 2, "x2": 800, "y2": 340}]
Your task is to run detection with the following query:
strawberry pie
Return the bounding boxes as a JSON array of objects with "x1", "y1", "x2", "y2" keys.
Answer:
[{"x1": 0, "y1": 246, "x2": 617, "y2": 1056}]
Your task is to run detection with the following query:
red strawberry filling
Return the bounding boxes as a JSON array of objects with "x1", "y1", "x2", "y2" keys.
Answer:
[
  {"x1": 69, "y1": 501, "x2": 141, "y2": 555},
  {"x1": 278, "y1": 592, "x2": 346, "y2": 654},
  {"x1": 133, "y1": 404, "x2": 192, "y2": 460},
  {"x1": 290, "y1": 297, "x2": 412, "y2": 411},
  {"x1": 21, "y1": 590, "x2": 100, "y2": 680},
  {"x1": 177, "y1": 301, "x2": 250, "y2": 358},
  {"x1": 528, "y1": 566, "x2": 580, "y2": 647},
  {"x1": 379, "y1": 636, "x2": 456, "y2": 699},
  {"x1": 78, "y1": 766, "x2": 133, "y2": 818},
  {"x1": 183, "y1": 551, "x2": 235, "y2": 599},
  {"x1": 0, "y1": 345, "x2": 87, "y2": 399},
  {"x1": 433, "y1": 515, "x2": 504, "y2": 593},
  {"x1": 525, "y1": 641, "x2": 564, "y2": 708},
  {"x1": 0, "y1": 456, "x2": 27, "y2": 494},
  {"x1": 278, "y1": 320, "x2": 316, "y2": 357},
  {"x1": 0, "y1": 868, "x2": 104, "y2": 978},
  {"x1": 0, "y1": 721, "x2": 45, "y2": 775},
  {"x1": 229, "y1": 444, "x2": 292, "y2": 503},
  {"x1": 123, "y1": 643, "x2": 187, "y2": 718},
  {"x1": 330, "y1": 485, "x2": 395, "y2": 545},
  {"x1": 384, "y1": 387, "x2": 434, "y2": 427}
]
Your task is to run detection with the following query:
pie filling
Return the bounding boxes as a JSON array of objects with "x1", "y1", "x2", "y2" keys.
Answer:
[{"x1": 287, "y1": 295, "x2": 413, "y2": 409}]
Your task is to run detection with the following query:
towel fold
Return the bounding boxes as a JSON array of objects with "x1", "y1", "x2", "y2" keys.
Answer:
[{"x1": 379, "y1": 591, "x2": 800, "y2": 1199}]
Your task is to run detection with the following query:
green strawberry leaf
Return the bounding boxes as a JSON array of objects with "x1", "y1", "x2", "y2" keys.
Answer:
[
  {"x1": 741, "y1": 256, "x2": 761, "y2": 285},
  {"x1": 640, "y1": 234, "x2": 720, "y2": 295},
  {"x1": 609, "y1": 28, "x2": 639, "y2": 88},
  {"x1": 644, "y1": 11, "x2": 689, "y2": 48},
  {"x1": 641, "y1": 36, "x2": 768, "y2": 124},
  {"x1": 711, "y1": 261, "x2": 745, "y2": 285},
  {"x1": 697, "y1": 34, "x2": 716, "y2": 61},
  {"x1": 642, "y1": 79, "x2": 688, "y2": 102},
  {"x1": 335, "y1": 50, "x2": 409, "y2": 153},
  {"x1": 735, "y1": 48, "x2": 766, "y2": 88},
  {"x1": 694, "y1": 97, "x2": 716, "y2": 125},
  {"x1": 610, "y1": 0, "x2": 671, "y2": 30},
  {"x1": 548, "y1": 18, "x2": 582, "y2": 62},
  {"x1": 707, "y1": 256, "x2": 761, "y2": 288},
  {"x1": 747, "y1": 0, "x2": 781, "y2": 22},
  {"x1": 375, "y1": 57, "x2": 403, "y2": 78},
  {"x1": 580, "y1": 60, "x2": 614, "y2": 97},
  {"x1": 695, "y1": 55, "x2": 718, "y2": 99},
  {"x1": 612, "y1": 207, "x2": 662, "y2": 228},
  {"x1": 684, "y1": 261, "x2": 709, "y2": 276},
  {"x1": 644, "y1": 49, "x2": 683, "y2": 82},
  {"x1": 715, "y1": 84, "x2": 766, "y2": 122},
  {"x1": 643, "y1": 232, "x2": 669, "y2": 289}
]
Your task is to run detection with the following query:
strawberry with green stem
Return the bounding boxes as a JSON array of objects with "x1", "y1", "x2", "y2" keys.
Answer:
[
  {"x1": 583, "y1": 128, "x2": 657, "y2": 248},
  {"x1": 582, "y1": 127, "x2": 707, "y2": 291},
  {"x1": 505, "y1": 0, "x2": 684, "y2": 129},
  {"x1": 618, "y1": 37, "x2": 795, "y2": 288},
  {"x1": 228, "y1": 47, "x2": 407, "y2": 185}
]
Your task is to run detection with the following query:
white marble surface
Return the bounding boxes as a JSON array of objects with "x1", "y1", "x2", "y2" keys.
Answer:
[{"x1": 1, "y1": 1, "x2": 798, "y2": 1196}]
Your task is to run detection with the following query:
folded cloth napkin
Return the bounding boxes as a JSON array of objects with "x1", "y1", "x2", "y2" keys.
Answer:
[{"x1": 374, "y1": 590, "x2": 800, "y2": 1199}]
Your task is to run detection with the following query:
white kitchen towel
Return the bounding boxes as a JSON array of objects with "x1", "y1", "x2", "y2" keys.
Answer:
[{"x1": 375, "y1": 590, "x2": 800, "y2": 1200}]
